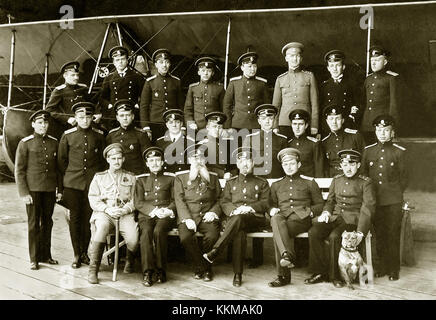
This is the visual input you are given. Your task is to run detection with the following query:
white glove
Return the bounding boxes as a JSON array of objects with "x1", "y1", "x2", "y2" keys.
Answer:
[
  {"x1": 148, "y1": 207, "x2": 159, "y2": 218},
  {"x1": 108, "y1": 104, "x2": 113, "y2": 109},
  {"x1": 185, "y1": 219, "x2": 197, "y2": 232},
  {"x1": 67, "y1": 117, "x2": 77, "y2": 126},
  {"x1": 317, "y1": 211, "x2": 331, "y2": 223},
  {"x1": 56, "y1": 193, "x2": 63, "y2": 202},
  {"x1": 350, "y1": 106, "x2": 359, "y2": 114},
  {"x1": 203, "y1": 212, "x2": 219, "y2": 222},
  {"x1": 270, "y1": 208, "x2": 280, "y2": 217},
  {"x1": 92, "y1": 113, "x2": 102, "y2": 123},
  {"x1": 223, "y1": 172, "x2": 231, "y2": 180},
  {"x1": 21, "y1": 194, "x2": 33, "y2": 205},
  {"x1": 143, "y1": 127, "x2": 152, "y2": 140},
  {"x1": 134, "y1": 103, "x2": 139, "y2": 109},
  {"x1": 105, "y1": 207, "x2": 123, "y2": 219},
  {"x1": 188, "y1": 122, "x2": 198, "y2": 130},
  {"x1": 158, "y1": 208, "x2": 174, "y2": 219},
  {"x1": 240, "y1": 205, "x2": 255, "y2": 214},
  {"x1": 310, "y1": 127, "x2": 318, "y2": 135}
]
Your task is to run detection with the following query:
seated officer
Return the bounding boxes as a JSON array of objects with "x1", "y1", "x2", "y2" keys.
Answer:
[
  {"x1": 361, "y1": 115, "x2": 408, "y2": 281},
  {"x1": 321, "y1": 105, "x2": 365, "y2": 177},
  {"x1": 87, "y1": 143, "x2": 138, "y2": 284},
  {"x1": 156, "y1": 109, "x2": 194, "y2": 173},
  {"x1": 15, "y1": 110, "x2": 62, "y2": 270},
  {"x1": 203, "y1": 147, "x2": 270, "y2": 287},
  {"x1": 305, "y1": 149, "x2": 375, "y2": 288},
  {"x1": 198, "y1": 111, "x2": 237, "y2": 179},
  {"x1": 174, "y1": 143, "x2": 222, "y2": 282},
  {"x1": 268, "y1": 148, "x2": 324, "y2": 287},
  {"x1": 243, "y1": 104, "x2": 288, "y2": 179},
  {"x1": 185, "y1": 56, "x2": 225, "y2": 130},
  {"x1": 106, "y1": 99, "x2": 151, "y2": 175},
  {"x1": 287, "y1": 109, "x2": 324, "y2": 177}
]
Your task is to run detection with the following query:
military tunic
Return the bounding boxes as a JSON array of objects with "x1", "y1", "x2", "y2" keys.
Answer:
[
  {"x1": 184, "y1": 81, "x2": 225, "y2": 129},
  {"x1": 106, "y1": 124, "x2": 151, "y2": 175},
  {"x1": 198, "y1": 135, "x2": 238, "y2": 178},
  {"x1": 321, "y1": 128, "x2": 365, "y2": 177},
  {"x1": 272, "y1": 68, "x2": 319, "y2": 130},
  {"x1": 155, "y1": 133, "x2": 194, "y2": 174},
  {"x1": 242, "y1": 130, "x2": 288, "y2": 179},
  {"x1": 288, "y1": 134, "x2": 324, "y2": 178},
  {"x1": 222, "y1": 75, "x2": 270, "y2": 129}
]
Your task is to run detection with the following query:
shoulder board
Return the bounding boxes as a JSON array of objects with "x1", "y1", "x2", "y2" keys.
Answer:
[
  {"x1": 393, "y1": 143, "x2": 406, "y2": 151},
  {"x1": 175, "y1": 170, "x2": 190, "y2": 176},
  {"x1": 77, "y1": 83, "x2": 87, "y2": 87},
  {"x1": 358, "y1": 174, "x2": 370, "y2": 181},
  {"x1": 364, "y1": 142, "x2": 377, "y2": 149},
  {"x1": 217, "y1": 82, "x2": 224, "y2": 86},
  {"x1": 287, "y1": 138, "x2": 294, "y2": 143},
  {"x1": 306, "y1": 136, "x2": 318, "y2": 143},
  {"x1": 278, "y1": 72, "x2": 288, "y2": 78},
  {"x1": 209, "y1": 171, "x2": 218, "y2": 176},
  {"x1": 123, "y1": 170, "x2": 135, "y2": 176},
  {"x1": 95, "y1": 170, "x2": 108, "y2": 176},
  {"x1": 108, "y1": 127, "x2": 120, "y2": 134},
  {"x1": 386, "y1": 70, "x2": 399, "y2": 77},
  {"x1": 334, "y1": 173, "x2": 344, "y2": 178},
  {"x1": 274, "y1": 132, "x2": 287, "y2": 139},
  {"x1": 302, "y1": 70, "x2": 313, "y2": 74},
  {"x1": 47, "y1": 135, "x2": 58, "y2": 141},
  {"x1": 170, "y1": 74, "x2": 180, "y2": 81},
  {"x1": 55, "y1": 84, "x2": 66, "y2": 90},
  {"x1": 246, "y1": 131, "x2": 260, "y2": 137},
  {"x1": 65, "y1": 127, "x2": 77, "y2": 135},
  {"x1": 92, "y1": 127, "x2": 104, "y2": 135},
  {"x1": 135, "y1": 173, "x2": 150, "y2": 179},
  {"x1": 156, "y1": 136, "x2": 165, "y2": 141},
  {"x1": 21, "y1": 134, "x2": 34, "y2": 142},
  {"x1": 228, "y1": 175, "x2": 238, "y2": 181},
  {"x1": 229, "y1": 76, "x2": 242, "y2": 81},
  {"x1": 300, "y1": 174, "x2": 314, "y2": 181},
  {"x1": 146, "y1": 75, "x2": 157, "y2": 81},
  {"x1": 255, "y1": 76, "x2": 267, "y2": 83},
  {"x1": 322, "y1": 133, "x2": 331, "y2": 141},
  {"x1": 253, "y1": 175, "x2": 268, "y2": 182},
  {"x1": 163, "y1": 172, "x2": 175, "y2": 177},
  {"x1": 344, "y1": 128, "x2": 357, "y2": 134},
  {"x1": 187, "y1": 136, "x2": 196, "y2": 142},
  {"x1": 189, "y1": 82, "x2": 199, "y2": 88}
]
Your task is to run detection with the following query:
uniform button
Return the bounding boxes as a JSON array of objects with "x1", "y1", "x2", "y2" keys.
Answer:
[
  {"x1": 45, "y1": 169, "x2": 48, "y2": 172},
  {"x1": 380, "y1": 157, "x2": 383, "y2": 160},
  {"x1": 290, "y1": 193, "x2": 292, "y2": 196},
  {"x1": 379, "y1": 173, "x2": 382, "y2": 176},
  {"x1": 345, "y1": 182, "x2": 348, "y2": 185},
  {"x1": 84, "y1": 151, "x2": 87, "y2": 154},
  {"x1": 165, "y1": 100, "x2": 168, "y2": 103},
  {"x1": 290, "y1": 187, "x2": 293, "y2": 189},
  {"x1": 370, "y1": 91, "x2": 373, "y2": 94},
  {"x1": 368, "y1": 107, "x2": 372, "y2": 111},
  {"x1": 199, "y1": 193, "x2": 202, "y2": 196},
  {"x1": 120, "y1": 140, "x2": 123, "y2": 143},
  {"x1": 296, "y1": 142, "x2": 299, "y2": 146},
  {"x1": 244, "y1": 180, "x2": 247, "y2": 183},
  {"x1": 294, "y1": 102, "x2": 297, "y2": 105},
  {"x1": 380, "y1": 165, "x2": 383, "y2": 168},
  {"x1": 294, "y1": 95, "x2": 297, "y2": 98},
  {"x1": 155, "y1": 179, "x2": 157, "y2": 181},
  {"x1": 374, "y1": 76, "x2": 377, "y2": 79},
  {"x1": 84, "y1": 167, "x2": 87, "y2": 170},
  {"x1": 247, "y1": 88, "x2": 250, "y2": 91},
  {"x1": 372, "y1": 83, "x2": 375, "y2": 86},
  {"x1": 244, "y1": 196, "x2": 247, "y2": 199},
  {"x1": 248, "y1": 110, "x2": 250, "y2": 113},
  {"x1": 155, "y1": 193, "x2": 157, "y2": 195},
  {"x1": 84, "y1": 159, "x2": 87, "y2": 162},
  {"x1": 85, "y1": 143, "x2": 87, "y2": 146},
  {"x1": 343, "y1": 190, "x2": 346, "y2": 192},
  {"x1": 379, "y1": 181, "x2": 382, "y2": 184},
  {"x1": 381, "y1": 149, "x2": 384, "y2": 152},
  {"x1": 369, "y1": 99, "x2": 372, "y2": 102},
  {"x1": 291, "y1": 206, "x2": 294, "y2": 208},
  {"x1": 165, "y1": 93, "x2": 168, "y2": 95},
  {"x1": 290, "y1": 200, "x2": 293, "y2": 202}
]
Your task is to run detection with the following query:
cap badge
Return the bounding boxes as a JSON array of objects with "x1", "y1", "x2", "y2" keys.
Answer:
[
  {"x1": 242, "y1": 188, "x2": 247, "y2": 194},
  {"x1": 155, "y1": 92, "x2": 159, "y2": 97},
  {"x1": 129, "y1": 144, "x2": 134, "y2": 150}
]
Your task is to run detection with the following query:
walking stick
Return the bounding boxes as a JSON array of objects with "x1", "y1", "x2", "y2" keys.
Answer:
[{"x1": 112, "y1": 217, "x2": 120, "y2": 281}]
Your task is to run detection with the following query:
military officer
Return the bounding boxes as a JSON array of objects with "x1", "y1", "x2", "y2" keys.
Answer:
[
  {"x1": 319, "y1": 50, "x2": 363, "y2": 137},
  {"x1": 361, "y1": 45, "x2": 399, "y2": 144},
  {"x1": 87, "y1": 143, "x2": 138, "y2": 284},
  {"x1": 135, "y1": 147, "x2": 176, "y2": 286},
  {"x1": 46, "y1": 61, "x2": 95, "y2": 128},
  {"x1": 174, "y1": 143, "x2": 222, "y2": 282},
  {"x1": 242, "y1": 104, "x2": 288, "y2": 179},
  {"x1": 99, "y1": 46, "x2": 146, "y2": 131},
  {"x1": 268, "y1": 148, "x2": 324, "y2": 287},
  {"x1": 140, "y1": 48, "x2": 184, "y2": 142},
  {"x1": 272, "y1": 42, "x2": 319, "y2": 139},
  {"x1": 222, "y1": 52, "x2": 270, "y2": 131},
  {"x1": 321, "y1": 105, "x2": 365, "y2": 177},
  {"x1": 106, "y1": 99, "x2": 151, "y2": 175},
  {"x1": 155, "y1": 109, "x2": 195, "y2": 174},
  {"x1": 305, "y1": 149, "x2": 375, "y2": 288},
  {"x1": 58, "y1": 101, "x2": 106, "y2": 268},
  {"x1": 185, "y1": 57, "x2": 225, "y2": 130},
  {"x1": 361, "y1": 115, "x2": 408, "y2": 281},
  {"x1": 203, "y1": 147, "x2": 270, "y2": 287},
  {"x1": 15, "y1": 110, "x2": 62, "y2": 270},
  {"x1": 288, "y1": 109, "x2": 324, "y2": 177}
]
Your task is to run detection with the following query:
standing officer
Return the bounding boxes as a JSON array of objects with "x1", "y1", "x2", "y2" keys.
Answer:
[
  {"x1": 87, "y1": 143, "x2": 138, "y2": 284},
  {"x1": 319, "y1": 50, "x2": 363, "y2": 137},
  {"x1": 223, "y1": 52, "x2": 270, "y2": 132},
  {"x1": 268, "y1": 148, "x2": 324, "y2": 287},
  {"x1": 203, "y1": 147, "x2": 270, "y2": 287},
  {"x1": 99, "y1": 46, "x2": 146, "y2": 131},
  {"x1": 288, "y1": 109, "x2": 324, "y2": 177},
  {"x1": 321, "y1": 105, "x2": 365, "y2": 177},
  {"x1": 361, "y1": 115, "x2": 408, "y2": 281},
  {"x1": 155, "y1": 109, "x2": 195, "y2": 174},
  {"x1": 361, "y1": 45, "x2": 399, "y2": 144},
  {"x1": 242, "y1": 104, "x2": 288, "y2": 179},
  {"x1": 135, "y1": 147, "x2": 176, "y2": 286},
  {"x1": 140, "y1": 48, "x2": 184, "y2": 142},
  {"x1": 106, "y1": 99, "x2": 151, "y2": 175},
  {"x1": 46, "y1": 61, "x2": 95, "y2": 128},
  {"x1": 305, "y1": 149, "x2": 375, "y2": 288},
  {"x1": 272, "y1": 42, "x2": 319, "y2": 139},
  {"x1": 174, "y1": 143, "x2": 222, "y2": 282},
  {"x1": 15, "y1": 110, "x2": 62, "y2": 270},
  {"x1": 185, "y1": 57, "x2": 225, "y2": 130},
  {"x1": 58, "y1": 101, "x2": 106, "y2": 268}
]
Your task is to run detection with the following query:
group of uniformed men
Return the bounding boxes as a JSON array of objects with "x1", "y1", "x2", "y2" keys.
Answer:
[{"x1": 14, "y1": 41, "x2": 408, "y2": 290}]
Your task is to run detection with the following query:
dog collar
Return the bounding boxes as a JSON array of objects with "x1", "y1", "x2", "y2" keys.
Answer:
[{"x1": 341, "y1": 247, "x2": 358, "y2": 252}]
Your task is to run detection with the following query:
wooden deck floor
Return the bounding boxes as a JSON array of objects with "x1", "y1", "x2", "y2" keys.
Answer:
[{"x1": 0, "y1": 182, "x2": 435, "y2": 300}]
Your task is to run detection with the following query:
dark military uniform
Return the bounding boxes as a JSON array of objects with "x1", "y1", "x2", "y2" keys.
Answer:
[
  {"x1": 223, "y1": 75, "x2": 270, "y2": 130},
  {"x1": 46, "y1": 83, "x2": 89, "y2": 126},
  {"x1": 184, "y1": 81, "x2": 225, "y2": 129},
  {"x1": 242, "y1": 130, "x2": 288, "y2": 179},
  {"x1": 155, "y1": 133, "x2": 194, "y2": 174},
  {"x1": 15, "y1": 133, "x2": 62, "y2": 264},
  {"x1": 99, "y1": 68, "x2": 145, "y2": 130},
  {"x1": 272, "y1": 68, "x2": 319, "y2": 136},
  {"x1": 288, "y1": 135, "x2": 324, "y2": 178},
  {"x1": 198, "y1": 135, "x2": 238, "y2": 178},
  {"x1": 308, "y1": 173, "x2": 376, "y2": 281},
  {"x1": 106, "y1": 124, "x2": 151, "y2": 175},
  {"x1": 57, "y1": 126, "x2": 106, "y2": 261},
  {"x1": 135, "y1": 171, "x2": 176, "y2": 275},
  {"x1": 174, "y1": 170, "x2": 222, "y2": 274},
  {"x1": 361, "y1": 141, "x2": 408, "y2": 277},
  {"x1": 270, "y1": 174, "x2": 324, "y2": 278},
  {"x1": 321, "y1": 128, "x2": 365, "y2": 177}
]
